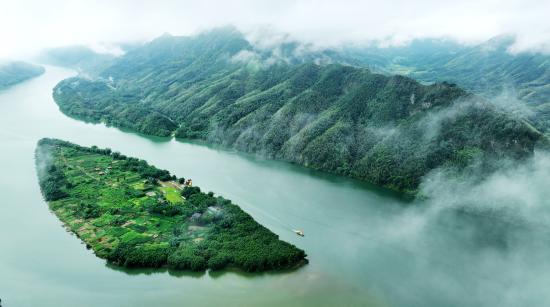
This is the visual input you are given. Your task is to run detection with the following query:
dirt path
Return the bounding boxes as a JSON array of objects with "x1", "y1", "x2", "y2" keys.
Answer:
[{"x1": 59, "y1": 149, "x2": 100, "y2": 182}]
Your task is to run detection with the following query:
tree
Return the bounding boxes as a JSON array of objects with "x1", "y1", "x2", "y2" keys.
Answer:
[{"x1": 181, "y1": 186, "x2": 201, "y2": 199}]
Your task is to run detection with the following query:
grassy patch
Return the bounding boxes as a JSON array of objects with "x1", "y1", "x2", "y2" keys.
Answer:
[{"x1": 160, "y1": 187, "x2": 183, "y2": 204}]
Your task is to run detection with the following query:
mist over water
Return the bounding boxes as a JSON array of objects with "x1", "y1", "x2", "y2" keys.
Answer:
[
  {"x1": 367, "y1": 91, "x2": 550, "y2": 305},
  {"x1": 370, "y1": 149, "x2": 550, "y2": 306}
]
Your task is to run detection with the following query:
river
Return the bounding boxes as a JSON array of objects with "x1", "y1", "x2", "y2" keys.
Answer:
[{"x1": 1, "y1": 66, "x2": 547, "y2": 307}]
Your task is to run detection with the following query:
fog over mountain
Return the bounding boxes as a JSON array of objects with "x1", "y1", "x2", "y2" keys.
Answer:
[{"x1": 1, "y1": 0, "x2": 549, "y2": 59}]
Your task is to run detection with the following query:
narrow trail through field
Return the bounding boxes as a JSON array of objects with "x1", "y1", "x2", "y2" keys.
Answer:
[{"x1": 59, "y1": 148, "x2": 100, "y2": 182}]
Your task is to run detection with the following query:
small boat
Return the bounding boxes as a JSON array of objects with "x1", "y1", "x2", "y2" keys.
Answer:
[{"x1": 293, "y1": 229, "x2": 305, "y2": 237}]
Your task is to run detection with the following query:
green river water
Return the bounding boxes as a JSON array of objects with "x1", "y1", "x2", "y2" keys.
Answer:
[{"x1": 3, "y1": 66, "x2": 541, "y2": 307}]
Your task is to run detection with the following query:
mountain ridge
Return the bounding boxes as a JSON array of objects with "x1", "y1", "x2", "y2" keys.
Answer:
[
  {"x1": 52, "y1": 28, "x2": 545, "y2": 194},
  {"x1": 0, "y1": 61, "x2": 44, "y2": 90}
]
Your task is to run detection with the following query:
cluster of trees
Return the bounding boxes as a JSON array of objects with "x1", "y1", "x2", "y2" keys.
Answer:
[
  {"x1": 143, "y1": 197, "x2": 181, "y2": 217},
  {"x1": 181, "y1": 186, "x2": 201, "y2": 199},
  {"x1": 37, "y1": 164, "x2": 69, "y2": 201},
  {"x1": 123, "y1": 158, "x2": 173, "y2": 181},
  {"x1": 164, "y1": 189, "x2": 306, "y2": 272},
  {"x1": 107, "y1": 179, "x2": 306, "y2": 271},
  {"x1": 203, "y1": 198, "x2": 307, "y2": 272},
  {"x1": 35, "y1": 140, "x2": 70, "y2": 201},
  {"x1": 104, "y1": 186, "x2": 306, "y2": 272},
  {"x1": 75, "y1": 202, "x2": 102, "y2": 219},
  {"x1": 52, "y1": 28, "x2": 544, "y2": 193},
  {"x1": 108, "y1": 242, "x2": 170, "y2": 268}
]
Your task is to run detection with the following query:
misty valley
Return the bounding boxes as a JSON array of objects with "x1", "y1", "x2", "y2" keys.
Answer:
[{"x1": 1, "y1": 3, "x2": 550, "y2": 307}]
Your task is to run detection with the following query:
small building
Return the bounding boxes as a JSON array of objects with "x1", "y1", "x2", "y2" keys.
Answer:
[
  {"x1": 146, "y1": 191, "x2": 156, "y2": 197},
  {"x1": 190, "y1": 212, "x2": 202, "y2": 220}
]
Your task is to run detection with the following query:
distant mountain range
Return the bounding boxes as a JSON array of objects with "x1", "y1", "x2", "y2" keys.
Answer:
[
  {"x1": 35, "y1": 45, "x2": 117, "y2": 77},
  {"x1": 359, "y1": 36, "x2": 549, "y2": 103},
  {"x1": 349, "y1": 35, "x2": 550, "y2": 133},
  {"x1": 0, "y1": 61, "x2": 44, "y2": 90},
  {"x1": 52, "y1": 27, "x2": 546, "y2": 194}
]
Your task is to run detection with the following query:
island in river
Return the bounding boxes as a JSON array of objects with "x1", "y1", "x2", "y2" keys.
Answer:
[{"x1": 35, "y1": 138, "x2": 306, "y2": 272}]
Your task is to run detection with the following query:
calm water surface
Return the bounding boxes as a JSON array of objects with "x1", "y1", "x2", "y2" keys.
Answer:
[{"x1": 0, "y1": 67, "x2": 444, "y2": 307}]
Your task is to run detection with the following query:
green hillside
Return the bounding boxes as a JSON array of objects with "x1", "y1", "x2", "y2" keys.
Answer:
[
  {"x1": 53, "y1": 28, "x2": 544, "y2": 194},
  {"x1": 351, "y1": 36, "x2": 550, "y2": 133}
]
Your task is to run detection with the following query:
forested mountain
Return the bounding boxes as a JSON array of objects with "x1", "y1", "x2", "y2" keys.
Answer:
[
  {"x1": 351, "y1": 36, "x2": 550, "y2": 133},
  {"x1": 53, "y1": 28, "x2": 544, "y2": 194},
  {"x1": 357, "y1": 36, "x2": 550, "y2": 103},
  {"x1": 0, "y1": 61, "x2": 44, "y2": 90},
  {"x1": 36, "y1": 46, "x2": 118, "y2": 76}
]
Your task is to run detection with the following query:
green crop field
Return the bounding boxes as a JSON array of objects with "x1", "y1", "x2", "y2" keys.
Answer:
[
  {"x1": 160, "y1": 186, "x2": 183, "y2": 204},
  {"x1": 35, "y1": 138, "x2": 306, "y2": 272}
]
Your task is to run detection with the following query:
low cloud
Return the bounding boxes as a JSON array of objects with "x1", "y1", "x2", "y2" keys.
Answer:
[
  {"x1": 362, "y1": 149, "x2": 550, "y2": 306},
  {"x1": 1, "y1": 0, "x2": 549, "y2": 59}
]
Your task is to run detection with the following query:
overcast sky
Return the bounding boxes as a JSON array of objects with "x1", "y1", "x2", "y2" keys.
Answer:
[{"x1": 1, "y1": 0, "x2": 549, "y2": 58}]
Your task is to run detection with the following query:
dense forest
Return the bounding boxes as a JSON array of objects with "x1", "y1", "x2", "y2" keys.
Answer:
[
  {"x1": 35, "y1": 138, "x2": 306, "y2": 272},
  {"x1": 347, "y1": 36, "x2": 550, "y2": 134},
  {"x1": 0, "y1": 61, "x2": 44, "y2": 90},
  {"x1": 53, "y1": 28, "x2": 545, "y2": 194}
]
